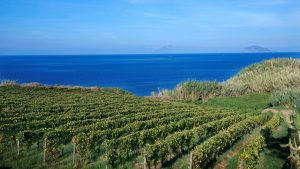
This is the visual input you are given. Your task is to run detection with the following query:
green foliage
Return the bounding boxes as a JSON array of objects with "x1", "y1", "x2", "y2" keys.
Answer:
[
  {"x1": 256, "y1": 149, "x2": 286, "y2": 169},
  {"x1": 261, "y1": 113, "x2": 282, "y2": 140},
  {"x1": 144, "y1": 114, "x2": 251, "y2": 165},
  {"x1": 0, "y1": 80, "x2": 17, "y2": 86},
  {"x1": 158, "y1": 80, "x2": 222, "y2": 100},
  {"x1": 291, "y1": 112, "x2": 300, "y2": 130},
  {"x1": 239, "y1": 135, "x2": 265, "y2": 169},
  {"x1": 150, "y1": 91, "x2": 156, "y2": 96},
  {"x1": 192, "y1": 113, "x2": 272, "y2": 168},
  {"x1": 202, "y1": 93, "x2": 270, "y2": 112},
  {"x1": 269, "y1": 89, "x2": 300, "y2": 108},
  {"x1": 271, "y1": 120, "x2": 288, "y2": 139},
  {"x1": 239, "y1": 114, "x2": 281, "y2": 169},
  {"x1": 102, "y1": 112, "x2": 238, "y2": 166},
  {"x1": 158, "y1": 58, "x2": 300, "y2": 100},
  {"x1": 225, "y1": 58, "x2": 300, "y2": 95},
  {"x1": 296, "y1": 98, "x2": 300, "y2": 113},
  {"x1": 0, "y1": 85, "x2": 243, "y2": 168}
]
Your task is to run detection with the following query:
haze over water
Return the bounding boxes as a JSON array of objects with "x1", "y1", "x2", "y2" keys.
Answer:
[{"x1": 1, "y1": 52, "x2": 299, "y2": 96}]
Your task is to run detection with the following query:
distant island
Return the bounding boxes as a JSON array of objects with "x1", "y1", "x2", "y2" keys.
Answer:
[{"x1": 243, "y1": 45, "x2": 271, "y2": 53}]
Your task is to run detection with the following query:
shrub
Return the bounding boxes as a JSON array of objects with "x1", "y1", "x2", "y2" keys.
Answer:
[
  {"x1": 151, "y1": 91, "x2": 156, "y2": 97},
  {"x1": 21, "y1": 82, "x2": 42, "y2": 87},
  {"x1": 269, "y1": 89, "x2": 300, "y2": 107},
  {"x1": 157, "y1": 80, "x2": 222, "y2": 101},
  {"x1": 0, "y1": 80, "x2": 17, "y2": 86},
  {"x1": 295, "y1": 97, "x2": 300, "y2": 113}
]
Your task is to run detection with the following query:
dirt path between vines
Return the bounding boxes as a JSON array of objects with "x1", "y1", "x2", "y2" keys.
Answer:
[
  {"x1": 213, "y1": 128, "x2": 261, "y2": 169},
  {"x1": 212, "y1": 140, "x2": 246, "y2": 169},
  {"x1": 213, "y1": 108, "x2": 293, "y2": 169}
]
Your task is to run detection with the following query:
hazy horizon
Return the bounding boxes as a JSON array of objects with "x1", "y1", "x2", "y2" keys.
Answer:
[
  {"x1": 0, "y1": 0, "x2": 299, "y2": 55},
  {"x1": 1, "y1": 51, "x2": 300, "y2": 56}
]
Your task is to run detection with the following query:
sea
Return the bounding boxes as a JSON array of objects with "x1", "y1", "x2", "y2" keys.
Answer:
[{"x1": 1, "y1": 52, "x2": 300, "y2": 96}]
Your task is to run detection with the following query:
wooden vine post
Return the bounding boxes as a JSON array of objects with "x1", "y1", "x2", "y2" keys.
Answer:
[
  {"x1": 71, "y1": 136, "x2": 77, "y2": 164},
  {"x1": 72, "y1": 143, "x2": 76, "y2": 163},
  {"x1": 143, "y1": 156, "x2": 150, "y2": 169},
  {"x1": 143, "y1": 148, "x2": 150, "y2": 169},
  {"x1": 43, "y1": 137, "x2": 47, "y2": 164},
  {"x1": 16, "y1": 138, "x2": 20, "y2": 156},
  {"x1": 189, "y1": 151, "x2": 193, "y2": 169},
  {"x1": 105, "y1": 152, "x2": 109, "y2": 169}
]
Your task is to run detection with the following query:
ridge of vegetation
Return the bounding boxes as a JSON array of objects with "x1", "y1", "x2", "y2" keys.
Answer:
[{"x1": 156, "y1": 58, "x2": 300, "y2": 100}]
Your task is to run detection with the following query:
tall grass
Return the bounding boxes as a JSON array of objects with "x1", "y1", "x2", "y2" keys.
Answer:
[
  {"x1": 269, "y1": 89, "x2": 300, "y2": 111},
  {"x1": 157, "y1": 80, "x2": 222, "y2": 101},
  {"x1": 0, "y1": 80, "x2": 17, "y2": 86},
  {"x1": 224, "y1": 58, "x2": 300, "y2": 95},
  {"x1": 0, "y1": 80, "x2": 103, "y2": 91},
  {"x1": 157, "y1": 58, "x2": 300, "y2": 100}
]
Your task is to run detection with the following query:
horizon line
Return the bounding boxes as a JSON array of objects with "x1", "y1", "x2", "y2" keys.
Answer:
[{"x1": 1, "y1": 51, "x2": 300, "y2": 56}]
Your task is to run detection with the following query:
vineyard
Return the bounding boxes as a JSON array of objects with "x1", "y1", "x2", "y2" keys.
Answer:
[{"x1": 0, "y1": 85, "x2": 281, "y2": 169}]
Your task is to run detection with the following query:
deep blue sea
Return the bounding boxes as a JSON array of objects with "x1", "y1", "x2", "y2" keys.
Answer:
[{"x1": 1, "y1": 52, "x2": 300, "y2": 96}]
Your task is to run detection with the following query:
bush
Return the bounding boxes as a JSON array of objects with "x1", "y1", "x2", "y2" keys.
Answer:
[
  {"x1": 295, "y1": 97, "x2": 300, "y2": 113},
  {"x1": 0, "y1": 80, "x2": 17, "y2": 86},
  {"x1": 157, "y1": 80, "x2": 222, "y2": 101},
  {"x1": 269, "y1": 89, "x2": 300, "y2": 107}
]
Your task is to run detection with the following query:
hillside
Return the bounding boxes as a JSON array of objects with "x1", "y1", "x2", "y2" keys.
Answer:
[
  {"x1": 225, "y1": 58, "x2": 300, "y2": 95},
  {"x1": 157, "y1": 58, "x2": 300, "y2": 100}
]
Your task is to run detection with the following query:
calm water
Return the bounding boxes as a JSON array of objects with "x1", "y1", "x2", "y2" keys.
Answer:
[{"x1": 1, "y1": 52, "x2": 300, "y2": 96}]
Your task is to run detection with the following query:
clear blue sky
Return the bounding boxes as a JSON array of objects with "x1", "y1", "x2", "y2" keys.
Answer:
[{"x1": 0, "y1": 0, "x2": 299, "y2": 54}]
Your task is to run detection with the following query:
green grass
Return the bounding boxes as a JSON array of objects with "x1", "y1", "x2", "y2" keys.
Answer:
[
  {"x1": 256, "y1": 149, "x2": 286, "y2": 169},
  {"x1": 157, "y1": 80, "x2": 222, "y2": 100},
  {"x1": 0, "y1": 143, "x2": 76, "y2": 169},
  {"x1": 256, "y1": 116, "x2": 289, "y2": 169},
  {"x1": 163, "y1": 153, "x2": 190, "y2": 169},
  {"x1": 213, "y1": 127, "x2": 262, "y2": 169},
  {"x1": 225, "y1": 153, "x2": 240, "y2": 169},
  {"x1": 272, "y1": 119, "x2": 289, "y2": 139},
  {"x1": 186, "y1": 93, "x2": 270, "y2": 112},
  {"x1": 292, "y1": 111, "x2": 300, "y2": 130}
]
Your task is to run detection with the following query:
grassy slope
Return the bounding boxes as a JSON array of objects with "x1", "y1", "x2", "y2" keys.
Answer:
[
  {"x1": 158, "y1": 58, "x2": 300, "y2": 99},
  {"x1": 225, "y1": 58, "x2": 300, "y2": 95},
  {"x1": 185, "y1": 93, "x2": 270, "y2": 113}
]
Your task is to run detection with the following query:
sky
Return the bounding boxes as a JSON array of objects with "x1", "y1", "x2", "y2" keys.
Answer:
[{"x1": 0, "y1": 0, "x2": 299, "y2": 54}]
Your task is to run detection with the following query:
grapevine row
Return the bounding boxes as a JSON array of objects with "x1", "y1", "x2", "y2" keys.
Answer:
[
  {"x1": 191, "y1": 112, "x2": 272, "y2": 169},
  {"x1": 102, "y1": 113, "x2": 248, "y2": 166},
  {"x1": 238, "y1": 113, "x2": 282, "y2": 169}
]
